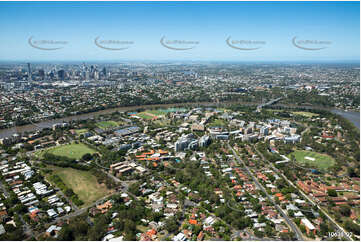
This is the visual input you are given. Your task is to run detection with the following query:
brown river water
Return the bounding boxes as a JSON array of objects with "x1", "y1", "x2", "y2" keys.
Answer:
[{"x1": 0, "y1": 102, "x2": 359, "y2": 139}]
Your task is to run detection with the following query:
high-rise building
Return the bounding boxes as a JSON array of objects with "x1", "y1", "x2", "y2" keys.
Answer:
[
  {"x1": 57, "y1": 70, "x2": 65, "y2": 80},
  {"x1": 175, "y1": 139, "x2": 188, "y2": 152},
  {"x1": 90, "y1": 65, "x2": 95, "y2": 78},
  {"x1": 27, "y1": 63, "x2": 32, "y2": 80},
  {"x1": 174, "y1": 133, "x2": 197, "y2": 152},
  {"x1": 188, "y1": 140, "x2": 199, "y2": 150},
  {"x1": 85, "y1": 71, "x2": 90, "y2": 81},
  {"x1": 260, "y1": 126, "x2": 269, "y2": 136},
  {"x1": 94, "y1": 70, "x2": 99, "y2": 80},
  {"x1": 245, "y1": 127, "x2": 253, "y2": 134},
  {"x1": 38, "y1": 69, "x2": 45, "y2": 80},
  {"x1": 199, "y1": 135, "x2": 211, "y2": 147}
]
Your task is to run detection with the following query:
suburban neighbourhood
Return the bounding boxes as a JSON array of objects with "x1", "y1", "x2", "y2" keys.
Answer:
[
  {"x1": 0, "y1": 1, "x2": 360, "y2": 241},
  {"x1": 0, "y1": 104, "x2": 359, "y2": 241}
]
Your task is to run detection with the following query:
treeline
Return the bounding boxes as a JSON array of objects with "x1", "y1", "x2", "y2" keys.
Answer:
[
  {"x1": 333, "y1": 113, "x2": 360, "y2": 161},
  {"x1": 49, "y1": 174, "x2": 84, "y2": 206},
  {"x1": 43, "y1": 153, "x2": 91, "y2": 171},
  {"x1": 43, "y1": 152, "x2": 116, "y2": 189},
  {"x1": 56, "y1": 197, "x2": 150, "y2": 241},
  {"x1": 256, "y1": 142, "x2": 282, "y2": 162},
  {"x1": 173, "y1": 161, "x2": 223, "y2": 205},
  {"x1": 281, "y1": 90, "x2": 334, "y2": 107},
  {"x1": 89, "y1": 169, "x2": 116, "y2": 189}
]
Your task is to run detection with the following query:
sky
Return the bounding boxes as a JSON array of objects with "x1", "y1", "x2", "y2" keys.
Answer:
[{"x1": 0, "y1": 1, "x2": 359, "y2": 62}]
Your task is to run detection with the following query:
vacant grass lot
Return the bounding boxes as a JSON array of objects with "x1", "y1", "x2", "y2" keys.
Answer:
[
  {"x1": 153, "y1": 119, "x2": 171, "y2": 127},
  {"x1": 265, "y1": 109, "x2": 285, "y2": 113},
  {"x1": 96, "y1": 120, "x2": 119, "y2": 129},
  {"x1": 209, "y1": 119, "x2": 227, "y2": 127},
  {"x1": 46, "y1": 166, "x2": 110, "y2": 207},
  {"x1": 75, "y1": 129, "x2": 88, "y2": 135},
  {"x1": 292, "y1": 111, "x2": 319, "y2": 117},
  {"x1": 39, "y1": 142, "x2": 96, "y2": 160},
  {"x1": 288, "y1": 150, "x2": 335, "y2": 170}
]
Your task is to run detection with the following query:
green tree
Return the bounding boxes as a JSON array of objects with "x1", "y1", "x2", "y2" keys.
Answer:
[
  {"x1": 327, "y1": 189, "x2": 337, "y2": 197},
  {"x1": 82, "y1": 153, "x2": 93, "y2": 161},
  {"x1": 339, "y1": 205, "x2": 351, "y2": 217},
  {"x1": 165, "y1": 217, "x2": 178, "y2": 233}
]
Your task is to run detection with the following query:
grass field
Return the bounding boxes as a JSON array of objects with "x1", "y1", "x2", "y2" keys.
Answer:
[
  {"x1": 292, "y1": 111, "x2": 319, "y2": 117},
  {"x1": 136, "y1": 109, "x2": 170, "y2": 121},
  {"x1": 136, "y1": 112, "x2": 154, "y2": 120},
  {"x1": 265, "y1": 109, "x2": 285, "y2": 113},
  {"x1": 146, "y1": 109, "x2": 167, "y2": 116},
  {"x1": 40, "y1": 142, "x2": 96, "y2": 160},
  {"x1": 217, "y1": 108, "x2": 231, "y2": 112},
  {"x1": 96, "y1": 120, "x2": 119, "y2": 129},
  {"x1": 75, "y1": 129, "x2": 88, "y2": 135},
  {"x1": 209, "y1": 119, "x2": 227, "y2": 127},
  {"x1": 136, "y1": 108, "x2": 185, "y2": 120},
  {"x1": 154, "y1": 119, "x2": 171, "y2": 127},
  {"x1": 46, "y1": 166, "x2": 110, "y2": 207},
  {"x1": 288, "y1": 150, "x2": 335, "y2": 170}
]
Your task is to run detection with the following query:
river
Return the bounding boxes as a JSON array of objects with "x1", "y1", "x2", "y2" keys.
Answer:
[
  {"x1": 0, "y1": 102, "x2": 359, "y2": 139},
  {"x1": 0, "y1": 101, "x2": 235, "y2": 139},
  {"x1": 331, "y1": 109, "x2": 360, "y2": 130}
]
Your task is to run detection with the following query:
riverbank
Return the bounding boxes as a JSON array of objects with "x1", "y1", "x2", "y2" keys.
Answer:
[
  {"x1": 0, "y1": 101, "x2": 359, "y2": 139},
  {"x1": 0, "y1": 101, "x2": 240, "y2": 139},
  {"x1": 331, "y1": 109, "x2": 360, "y2": 130}
]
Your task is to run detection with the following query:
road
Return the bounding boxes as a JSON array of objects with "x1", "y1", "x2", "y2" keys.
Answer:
[
  {"x1": 253, "y1": 146, "x2": 354, "y2": 241},
  {"x1": 92, "y1": 154, "x2": 142, "y2": 200},
  {"x1": 19, "y1": 214, "x2": 33, "y2": 238},
  {"x1": 44, "y1": 189, "x2": 120, "y2": 227},
  {"x1": 228, "y1": 144, "x2": 304, "y2": 241},
  {"x1": 226, "y1": 200, "x2": 244, "y2": 213},
  {"x1": 104, "y1": 169, "x2": 140, "y2": 201},
  {"x1": 43, "y1": 169, "x2": 139, "y2": 228},
  {"x1": 300, "y1": 125, "x2": 310, "y2": 136},
  {"x1": 41, "y1": 173, "x2": 80, "y2": 212},
  {"x1": 57, "y1": 189, "x2": 79, "y2": 211},
  {"x1": 0, "y1": 181, "x2": 9, "y2": 198},
  {"x1": 92, "y1": 157, "x2": 140, "y2": 201}
]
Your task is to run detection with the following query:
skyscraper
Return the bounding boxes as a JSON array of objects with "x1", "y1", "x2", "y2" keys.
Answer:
[
  {"x1": 27, "y1": 63, "x2": 32, "y2": 80},
  {"x1": 260, "y1": 126, "x2": 269, "y2": 136},
  {"x1": 57, "y1": 69, "x2": 65, "y2": 80},
  {"x1": 199, "y1": 135, "x2": 211, "y2": 147},
  {"x1": 38, "y1": 69, "x2": 45, "y2": 80},
  {"x1": 85, "y1": 71, "x2": 90, "y2": 81}
]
